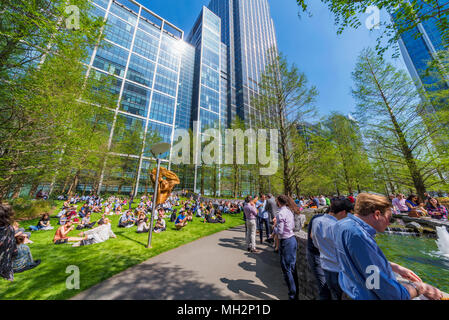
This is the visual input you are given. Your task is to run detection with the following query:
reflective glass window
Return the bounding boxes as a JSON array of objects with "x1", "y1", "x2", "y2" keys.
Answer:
[
  {"x1": 104, "y1": 14, "x2": 134, "y2": 48},
  {"x1": 154, "y1": 65, "x2": 178, "y2": 97},
  {"x1": 149, "y1": 92, "x2": 175, "y2": 124},
  {"x1": 93, "y1": 43, "x2": 129, "y2": 77},
  {"x1": 120, "y1": 81, "x2": 151, "y2": 117},
  {"x1": 133, "y1": 29, "x2": 159, "y2": 62},
  {"x1": 126, "y1": 54, "x2": 155, "y2": 87}
]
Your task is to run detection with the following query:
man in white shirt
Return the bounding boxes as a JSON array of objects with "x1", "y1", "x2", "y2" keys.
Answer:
[{"x1": 72, "y1": 219, "x2": 116, "y2": 247}]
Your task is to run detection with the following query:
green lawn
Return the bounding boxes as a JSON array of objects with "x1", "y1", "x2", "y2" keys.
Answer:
[{"x1": 0, "y1": 200, "x2": 244, "y2": 300}]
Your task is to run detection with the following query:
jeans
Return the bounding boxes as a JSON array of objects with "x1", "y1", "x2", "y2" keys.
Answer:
[
  {"x1": 306, "y1": 251, "x2": 331, "y2": 300},
  {"x1": 246, "y1": 219, "x2": 256, "y2": 250},
  {"x1": 323, "y1": 269, "x2": 343, "y2": 300},
  {"x1": 258, "y1": 217, "x2": 271, "y2": 243},
  {"x1": 279, "y1": 236, "x2": 299, "y2": 300}
]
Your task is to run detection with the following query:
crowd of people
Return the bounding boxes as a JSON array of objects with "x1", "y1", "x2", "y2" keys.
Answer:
[
  {"x1": 0, "y1": 192, "x2": 246, "y2": 282},
  {"x1": 1, "y1": 189, "x2": 447, "y2": 300},
  {"x1": 390, "y1": 192, "x2": 448, "y2": 220},
  {"x1": 242, "y1": 191, "x2": 446, "y2": 301},
  {"x1": 306, "y1": 193, "x2": 445, "y2": 300}
]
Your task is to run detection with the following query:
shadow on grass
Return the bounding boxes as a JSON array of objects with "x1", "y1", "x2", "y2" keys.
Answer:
[
  {"x1": 72, "y1": 262, "x2": 232, "y2": 300},
  {"x1": 115, "y1": 231, "x2": 146, "y2": 247}
]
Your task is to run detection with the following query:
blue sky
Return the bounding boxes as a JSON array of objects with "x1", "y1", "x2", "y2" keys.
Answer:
[{"x1": 139, "y1": 0, "x2": 408, "y2": 120}]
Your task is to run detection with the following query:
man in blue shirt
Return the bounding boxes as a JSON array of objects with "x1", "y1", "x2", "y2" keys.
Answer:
[
  {"x1": 334, "y1": 193, "x2": 443, "y2": 300},
  {"x1": 306, "y1": 212, "x2": 331, "y2": 300},
  {"x1": 175, "y1": 211, "x2": 188, "y2": 230},
  {"x1": 311, "y1": 199, "x2": 353, "y2": 300},
  {"x1": 256, "y1": 194, "x2": 271, "y2": 245}
]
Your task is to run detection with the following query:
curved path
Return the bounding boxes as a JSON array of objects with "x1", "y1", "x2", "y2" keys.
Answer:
[{"x1": 72, "y1": 225, "x2": 288, "y2": 300}]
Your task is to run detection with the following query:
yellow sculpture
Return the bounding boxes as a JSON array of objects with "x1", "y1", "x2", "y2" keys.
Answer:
[{"x1": 150, "y1": 167, "x2": 180, "y2": 205}]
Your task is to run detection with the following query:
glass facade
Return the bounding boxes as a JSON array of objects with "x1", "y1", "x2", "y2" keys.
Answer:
[
  {"x1": 396, "y1": 0, "x2": 449, "y2": 93},
  {"x1": 84, "y1": 0, "x2": 278, "y2": 195},
  {"x1": 208, "y1": 0, "x2": 278, "y2": 127},
  {"x1": 86, "y1": 0, "x2": 188, "y2": 195}
]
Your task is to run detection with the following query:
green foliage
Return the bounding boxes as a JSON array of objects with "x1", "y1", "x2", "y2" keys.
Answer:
[
  {"x1": 9, "y1": 198, "x2": 56, "y2": 220},
  {"x1": 0, "y1": 0, "x2": 118, "y2": 199},
  {"x1": 352, "y1": 48, "x2": 448, "y2": 198},
  {"x1": 296, "y1": 0, "x2": 449, "y2": 57}
]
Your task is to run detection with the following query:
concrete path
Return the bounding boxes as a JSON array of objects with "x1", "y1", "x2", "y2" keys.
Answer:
[{"x1": 72, "y1": 225, "x2": 288, "y2": 300}]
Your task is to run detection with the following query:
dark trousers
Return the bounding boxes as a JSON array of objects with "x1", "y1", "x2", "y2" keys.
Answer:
[
  {"x1": 258, "y1": 217, "x2": 271, "y2": 243},
  {"x1": 279, "y1": 236, "x2": 299, "y2": 300},
  {"x1": 323, "y1": 269, "x2": 343, "y2": 300},
  {"x1": 306, "y1": 252, "x2": 332, "y2": 300}
]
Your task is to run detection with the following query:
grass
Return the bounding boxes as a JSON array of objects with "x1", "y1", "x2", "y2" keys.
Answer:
[{"x1": 0, "y1": 199, "x2": 245, "y2": 300}]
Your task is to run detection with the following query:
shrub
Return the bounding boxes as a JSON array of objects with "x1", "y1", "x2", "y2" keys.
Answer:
[{"x1": 9, "y1": 198, "x2": 56, "y2": 220}]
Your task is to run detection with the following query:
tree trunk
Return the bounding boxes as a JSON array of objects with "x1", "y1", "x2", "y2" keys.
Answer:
[
  {"x1": 367, "y1": 58, "x2": 427, "y2": 202},
  {"x1": 28, "y1": 182, "x2": 39, "y2": 198}
]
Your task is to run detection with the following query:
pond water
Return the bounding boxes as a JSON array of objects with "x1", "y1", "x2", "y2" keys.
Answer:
[{"x1": 376, "y1": 233, "x2": 449, "y2": 293}]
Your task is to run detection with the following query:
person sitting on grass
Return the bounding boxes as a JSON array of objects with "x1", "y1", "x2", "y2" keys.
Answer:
[
  {"x1": 136, "y1": 213, "x2": 150, "y2": 233},
  {"x1": 186, "y1": 209, "x2": 193, "y2": 222},
  {"x1": 29, "y1": 213, "x2": 53, "y2": 231},
  {"x1": 12, "y1": 235, "x2": 41, "y2": 273},
  {"x1": 158, "y1": 208, "x2": 167, "y2": 219},
  {"x1": 72, "y1": 218, "x2": 116, "y2": 247},
  {"x1": 79, "y1": 203, "x2": 89, "y2": 219},
  {"x1": 13, "y1": 222, "x2": 33, "y2": 244},
  {"x1": 118, "y1": 210, "x2": 135, "y2": 228},
  {"x1": 53, "y1": 221, "x2": 87, "y2": 245},
  {"x1": 154, "y1": 214, "x2": 166, "y2": 233},
  {"x1": 170, "y1": 209, "x2": 178, "y2": 222},
  {"x1": 175, "y1": 211, "x2": 188, "y2": 230},
  {"x1": 216, "y1": 211, "x2": 226, "y2": 224},
  {"x1": 76, "y1": 212, "x2": 97, "y2": 230}
]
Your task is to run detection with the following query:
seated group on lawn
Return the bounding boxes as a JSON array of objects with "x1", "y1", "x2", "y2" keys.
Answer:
[{"x1": 0, "y1": 192, "x2": 244, "y2": 281}]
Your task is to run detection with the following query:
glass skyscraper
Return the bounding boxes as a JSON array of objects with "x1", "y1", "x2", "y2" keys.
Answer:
[
  {"x1": 84, "y1": 0, "x2": 278, "y2": 196},
  {"x1": 397, "y1": 0, "x2": 449, "y2": 94},
  {"x1": 208, "y1": 0, "x2": 278, "y2": 127}
]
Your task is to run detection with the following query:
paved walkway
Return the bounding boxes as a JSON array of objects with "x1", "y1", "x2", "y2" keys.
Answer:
[{"x1": 72, "y1": 225, "x2": 288, "y2": 300}]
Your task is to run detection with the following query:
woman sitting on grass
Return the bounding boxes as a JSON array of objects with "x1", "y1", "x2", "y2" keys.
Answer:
[
  {"x1": 186, "y1": 210, "x2": 193, "y2": 222},
  {"x1": 13, "y1": 222, "x2": 33, "y2": 244},
  {"x1": 53, "y1": 221, "x2": 87, "y2": 245},
  {"x1": 29, "y1": 213, "x2": 53, "y2": 231},
  {"x1": 136, "y1": 213, "x2": 150, "y2": 233},
  {"x1": 12, "y1": 235, "x2": 41, "y2": 273},
  {"x1": 154, "y1": 214, "x2": 166, "y2": 233}
]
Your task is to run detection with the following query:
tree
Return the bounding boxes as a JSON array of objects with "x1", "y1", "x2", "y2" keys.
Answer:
[
  {"x1": 0, "y1": 0, "x2": 110, "y2": 200},
  {"x1": 252, "y1": 51, "x2": 317, "y2": 196},
  {"x1": 352, "y1": 48, "x2": 447, "y2": 200},
  {"x1": 296, "y1": 0, "x2": 449, "y2": 56}
]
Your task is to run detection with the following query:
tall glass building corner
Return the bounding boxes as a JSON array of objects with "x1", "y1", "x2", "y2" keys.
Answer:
[{"x1": 81, "y1": 0, "x2": 279, "y2": 196}]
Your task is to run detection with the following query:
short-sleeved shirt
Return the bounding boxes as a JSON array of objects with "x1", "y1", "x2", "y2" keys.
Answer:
[
  {"x1": 175, "y1": 214, "x2": 185, "y2": 224},
  {"x1": 311, "y1": 214, "x2": 340, "y2": 272}
]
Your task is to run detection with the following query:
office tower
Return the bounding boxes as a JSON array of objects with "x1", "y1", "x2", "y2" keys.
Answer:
[
  {"x1": 187, "y1": 7, "x2": 225, "y2": 194},
  {"x1": 208, "y1": 0, "x2": 278, "y2": 127},
  {"x1": 81, "y1": 0, "x2": 279, "y2": 196},
  {"x1": 86, "y1": 0, "x2": 192, "y2": 195},
  {"x1": 397, "y1": 0, "x2": 449, "y2": 94}
]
